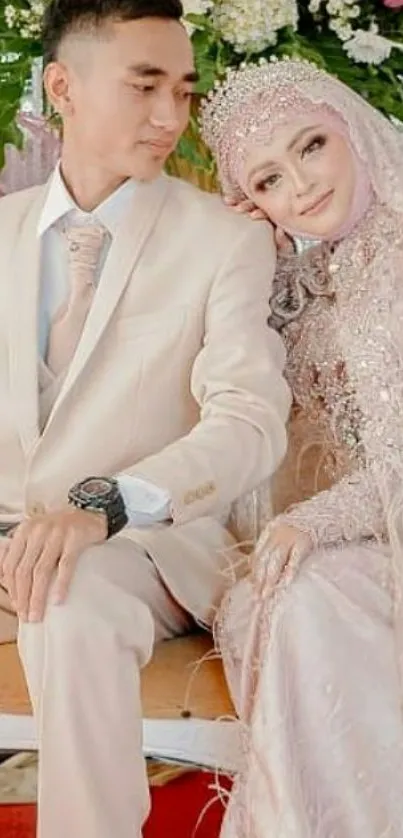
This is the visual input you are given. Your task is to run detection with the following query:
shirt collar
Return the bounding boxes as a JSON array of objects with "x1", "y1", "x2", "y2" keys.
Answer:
[{"x1": 37, "y1": 163, "x2": 137, "y2": 238}]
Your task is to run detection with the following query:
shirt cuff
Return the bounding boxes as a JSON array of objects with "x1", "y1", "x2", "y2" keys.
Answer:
[{"x1": 116, "y1": 475, "x2": 172, "y2": 528}]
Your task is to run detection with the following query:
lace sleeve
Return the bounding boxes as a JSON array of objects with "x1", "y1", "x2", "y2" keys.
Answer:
[{"x1": 278, "y1": 466, "x2": 385, "y2": 547}]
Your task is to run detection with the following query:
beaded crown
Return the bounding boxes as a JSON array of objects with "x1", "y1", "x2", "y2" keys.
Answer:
[{"x1": 200, "y1": 58, "x2": 324, "y2": 156}]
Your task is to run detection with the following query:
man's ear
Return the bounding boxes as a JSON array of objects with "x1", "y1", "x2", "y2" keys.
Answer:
[{"x1": 43, "y1": 61, "x2": 74, "y2": 118}]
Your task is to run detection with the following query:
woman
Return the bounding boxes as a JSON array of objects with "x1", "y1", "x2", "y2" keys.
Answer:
[{"x1": 201, "y1": 59, "x2": 403, "y2": 837}]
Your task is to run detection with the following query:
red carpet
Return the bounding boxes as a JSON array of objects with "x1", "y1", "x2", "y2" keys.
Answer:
[{"x1": 0, "y1": 771, "x2": 231, "y2": 838}]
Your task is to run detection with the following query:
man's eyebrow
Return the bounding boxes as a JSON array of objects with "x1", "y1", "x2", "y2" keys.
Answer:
[{"x1": 126, "y1": 63, "x2": 199, "y2": 84}]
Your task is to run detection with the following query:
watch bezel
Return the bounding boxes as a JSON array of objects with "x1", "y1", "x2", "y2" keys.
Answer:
[
  {"x1": 73, "y1": 477, "x2": 119, "y2": 503},
  {"x1": 68, "y1": 477, "x2": 128, "y2": 539}
]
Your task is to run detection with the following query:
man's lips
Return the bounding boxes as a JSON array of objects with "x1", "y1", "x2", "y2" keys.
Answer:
[{"x1": 142, "y1": 139, "x2": 175, "y2": 154}]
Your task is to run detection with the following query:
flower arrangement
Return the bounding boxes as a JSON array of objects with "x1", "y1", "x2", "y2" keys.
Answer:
[{"x1": 0, "y1": 0, "x2": 402, "y2": 173}]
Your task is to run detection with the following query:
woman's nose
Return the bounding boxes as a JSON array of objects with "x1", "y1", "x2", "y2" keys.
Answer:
[{"x1": 291, "y1": 166, "x2": 315, "y2": 197}]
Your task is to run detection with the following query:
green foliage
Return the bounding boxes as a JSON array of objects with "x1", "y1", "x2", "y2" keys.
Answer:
[{"x1": 0, "y1": 0, "x2": 42, "y2": 168}]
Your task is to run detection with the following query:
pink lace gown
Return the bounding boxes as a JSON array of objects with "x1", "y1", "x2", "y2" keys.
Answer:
[{"x1": 217, "y1": 206, "x2": 403, "y2": 838}]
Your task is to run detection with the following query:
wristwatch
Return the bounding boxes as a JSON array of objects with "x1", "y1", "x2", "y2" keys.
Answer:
[{"x1": 68, "y1": 477, "x2": 128, "y2": 539}]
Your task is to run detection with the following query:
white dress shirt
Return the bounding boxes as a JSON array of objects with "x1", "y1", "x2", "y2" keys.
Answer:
[{"x1": 38, "y1": 166, "x2": 171, "y2": 528}]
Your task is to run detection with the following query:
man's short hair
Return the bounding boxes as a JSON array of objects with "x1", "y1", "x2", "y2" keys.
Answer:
[{"x1": 42, "y1": 0, "x2": 184, "y2": 65}]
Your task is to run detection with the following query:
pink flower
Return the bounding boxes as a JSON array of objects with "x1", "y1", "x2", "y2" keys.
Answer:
[{"x1": 382, "y1": 0, "x2": 403, "y2": 8}]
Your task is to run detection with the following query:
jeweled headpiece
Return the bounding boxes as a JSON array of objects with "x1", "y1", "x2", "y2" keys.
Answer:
[
  {"x1": 200, "y1": 59, "x2": 321, "y2": 153},
  {"x1": 200, "y1": 58, "x2": 326, "y2": 198}
]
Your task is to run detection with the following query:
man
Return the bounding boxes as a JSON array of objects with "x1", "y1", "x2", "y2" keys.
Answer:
[{"x1": 0, "y1": 1, "x2": 290, "y2": 836}]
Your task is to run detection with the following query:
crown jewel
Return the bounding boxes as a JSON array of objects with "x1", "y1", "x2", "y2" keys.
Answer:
[{"x1": 200, "y1": 58, "x2": 323, "y2": 155}]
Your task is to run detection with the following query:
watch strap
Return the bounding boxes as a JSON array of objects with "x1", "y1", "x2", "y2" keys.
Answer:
[{"x1": 68, "y1": 478, "x2": 128, "y2": 539}]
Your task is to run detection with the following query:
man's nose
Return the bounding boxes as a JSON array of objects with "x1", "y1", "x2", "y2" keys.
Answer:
[{"x1": 149, "y1": 93, "x2": 181, "y2": 132}]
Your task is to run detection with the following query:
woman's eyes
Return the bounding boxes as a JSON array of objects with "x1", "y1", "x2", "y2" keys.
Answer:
[
  {"x1": 255, "y1": 172, "x2": 282, "y2": 191},
  {"x1": 302, "y1": 134, "x2": 327, "y2": 156},
  {"x1": 252, "y1": 134, "x2": 327, "y2": 191}
]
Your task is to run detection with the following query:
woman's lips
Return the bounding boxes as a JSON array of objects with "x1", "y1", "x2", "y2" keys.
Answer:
[{"x1": 300, "y1": 190, "x2": 334, "y2": 216}]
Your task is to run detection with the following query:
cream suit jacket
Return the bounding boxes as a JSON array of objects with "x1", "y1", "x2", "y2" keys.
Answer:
[{"x1": 0, "y1": 173, "x2": 290, "y2": 623}]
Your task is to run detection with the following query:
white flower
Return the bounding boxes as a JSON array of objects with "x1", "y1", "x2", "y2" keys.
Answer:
[
  {"x1": 4, "y1": 0, "x2": 44, "y2": 37},
  {"x1": 31, "y1": 1, "x2": 45, "y2": 14},
  {"x1": 344, "y1": 29, "x2": 394, "y2": 64},
  {"x1": 182, "y1": 0, "x2": 213, "y2": 35},
  {"x1": 321, "y1": 0, "x2": 367, "y2": 48},
  {"x1": 20, "y1": 25, "x2": 34, "y2": 38},
  {"x1": 213, "y1": 0, "x2": 299, "y2": 54},
  {"x1": 4, "y1": 4, "x2": 17, "y2": 28},
  {"x1": 349, "y1": 4, "x2": 360, "y2": 17},
  {"x1": 329, "y1": 17, "x2": 353, "y2": 40}
]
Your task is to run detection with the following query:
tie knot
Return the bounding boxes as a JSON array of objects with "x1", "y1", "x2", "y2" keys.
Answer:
[{"x1": 64, "y1": 224, "x2": 107, "y2": 271}]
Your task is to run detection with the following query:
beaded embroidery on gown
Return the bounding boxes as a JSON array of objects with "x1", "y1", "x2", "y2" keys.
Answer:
[
  {"x1": 200, "y1": 60, "x2": 403, "y2": 838},
  {"x1": 217, "y1": 208, "x2": 403, "y2": 838}
]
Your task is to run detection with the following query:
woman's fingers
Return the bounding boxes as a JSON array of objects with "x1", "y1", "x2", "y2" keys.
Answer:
[{"x1": 223, "y1": 195, "x2": 267, "y2": 220}]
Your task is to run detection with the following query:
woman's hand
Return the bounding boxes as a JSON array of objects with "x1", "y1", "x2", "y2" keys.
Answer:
[
  {"x1": 223, "y1": 194, "x2": 267, "y2": 221},
  {"x1": 223, "y1": 195, "x2": 294, "y2": 252},
  {"x1": 253, "y1": 522, "x2": 314, "y2": 596}
]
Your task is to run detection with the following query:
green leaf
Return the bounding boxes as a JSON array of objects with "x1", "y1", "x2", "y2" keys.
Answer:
[{"x1": 185, "y1": 13, "x2": 214, "y2": 32}]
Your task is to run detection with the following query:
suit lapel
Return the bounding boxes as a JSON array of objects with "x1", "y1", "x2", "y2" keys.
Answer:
[
  {"x1": 8, "y1": 184, "x2": 49, "y2": 456},
  {"x1": 46, "y1": 175, "x2": 171, "y2": 423}
]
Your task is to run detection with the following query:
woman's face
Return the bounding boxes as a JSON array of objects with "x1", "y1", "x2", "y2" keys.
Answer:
[{"x1": 242, "y1": 115, "x2": 356, "y2": 238}]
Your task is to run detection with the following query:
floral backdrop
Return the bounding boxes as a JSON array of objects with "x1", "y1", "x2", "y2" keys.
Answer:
[{"x1": 0, "y1": 0, "x2": 402, "y2": 175}]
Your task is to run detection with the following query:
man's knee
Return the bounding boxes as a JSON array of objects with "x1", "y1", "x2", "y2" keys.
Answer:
[{"x1": 21, "y1": 541, "x2": 155, "y2": 665}]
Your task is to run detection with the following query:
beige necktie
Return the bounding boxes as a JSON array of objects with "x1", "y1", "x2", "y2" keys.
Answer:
[{"x1": 46, "y1": 224, "x2": 106, "y2": 376}]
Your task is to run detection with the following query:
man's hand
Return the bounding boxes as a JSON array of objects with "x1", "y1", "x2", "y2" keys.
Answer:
[{"x1": 0, "y1": 508, "x2": 107, "y2": 623}]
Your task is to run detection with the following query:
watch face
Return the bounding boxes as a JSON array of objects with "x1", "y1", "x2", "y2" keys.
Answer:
[{"x1": 82, "y1": 478, "x2": 112, "y2": 498}]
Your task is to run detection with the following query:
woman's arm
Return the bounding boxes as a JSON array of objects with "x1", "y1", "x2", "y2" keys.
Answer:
[{"x1": 277, "y1": 466, "x2": 384, "y2": 548}]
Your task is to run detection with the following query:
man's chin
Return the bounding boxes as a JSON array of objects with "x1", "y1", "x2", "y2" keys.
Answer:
[{"x1": 128, "y1": 157, "x2": 169, "y2": 183}]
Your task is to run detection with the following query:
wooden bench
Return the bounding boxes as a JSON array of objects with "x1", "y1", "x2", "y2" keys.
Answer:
[{"x1": 0, "y1": 633, "x2": 234, "y2": 721}]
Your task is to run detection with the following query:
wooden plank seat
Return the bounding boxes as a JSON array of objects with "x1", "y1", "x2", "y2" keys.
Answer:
[{"x1": 0, "y1": 632, "x2": 234, "y2": 721}]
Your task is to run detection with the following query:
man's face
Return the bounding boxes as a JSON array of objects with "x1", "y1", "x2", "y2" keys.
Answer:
[{"x1": 51, "y1": 17, "x2": 196, "y2": 181}]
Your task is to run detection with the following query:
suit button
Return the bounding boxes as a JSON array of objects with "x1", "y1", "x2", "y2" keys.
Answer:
[{"x1": 28, "y1": 502, "x2": 46, "y2": 517}]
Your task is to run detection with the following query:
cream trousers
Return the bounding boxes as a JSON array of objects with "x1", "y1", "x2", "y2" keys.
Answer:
[{"x1": 1, "y1": 537, "x2": 192, "y2": 838}]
